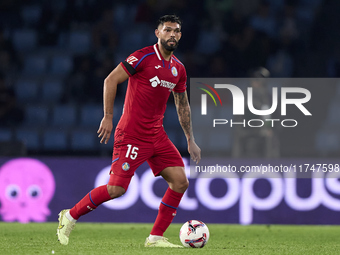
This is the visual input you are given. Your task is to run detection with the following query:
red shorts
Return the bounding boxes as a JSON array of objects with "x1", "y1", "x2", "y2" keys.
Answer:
[{"x1": 108, "y1": 129, "x2": 184, "y2": 191}]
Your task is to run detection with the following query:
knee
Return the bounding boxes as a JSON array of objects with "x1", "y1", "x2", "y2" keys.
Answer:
[
  {"x1": 173, "y1": 179, "x2": 189, "y2": 193},
  {"x1": 107, "y1": 185, "x2": 126, "y2": 199},
  {"x1": 182, "y1": 179, "x2": 189, "y2": 191}
]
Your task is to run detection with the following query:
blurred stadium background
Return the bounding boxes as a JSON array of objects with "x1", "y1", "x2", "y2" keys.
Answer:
[
  {"x1": 0, "y1": 0, "x2": 339, "y2": 157},
  {"x1": 1, "y1": 0, "x2": 340, "y2": 225}
]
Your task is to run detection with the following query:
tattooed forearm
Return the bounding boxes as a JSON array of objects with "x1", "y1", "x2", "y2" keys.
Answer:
[{"x1": 173, "y1": 91, "x2": 193, "y2": 141}]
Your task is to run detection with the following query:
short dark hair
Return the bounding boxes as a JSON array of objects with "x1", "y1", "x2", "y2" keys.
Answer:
[{"x1": 156, "y1": 15, "x2": 182, "y2": 28}]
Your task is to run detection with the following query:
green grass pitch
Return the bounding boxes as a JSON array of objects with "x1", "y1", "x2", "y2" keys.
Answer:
[{"x1": 0, "y1": 222, "x2": 339, "y2": 254}]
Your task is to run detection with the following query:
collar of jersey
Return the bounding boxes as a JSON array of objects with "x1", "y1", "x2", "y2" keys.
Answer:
[
  {"x1": 154, "y1": 43, "x2": 173, "y2": 69},
  {"x1": 154, "y1": 44, "x2": 173, "y2": 64}
]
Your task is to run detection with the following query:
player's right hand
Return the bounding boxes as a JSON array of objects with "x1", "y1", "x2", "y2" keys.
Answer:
[
  {"x1": 97, "y1": 116, "x2": 113, "y2": 144},
  {"x1": 188, "y1": 140, "x2": 201, "y2": 164}
]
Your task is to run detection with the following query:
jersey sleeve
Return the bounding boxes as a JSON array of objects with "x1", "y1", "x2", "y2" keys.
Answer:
[
  {"x1": 120, "y1": 50, "x2": 146, "y2": 77},
  {"x1": 173, "y1": 66, "x2": 187, "y2": 93}
]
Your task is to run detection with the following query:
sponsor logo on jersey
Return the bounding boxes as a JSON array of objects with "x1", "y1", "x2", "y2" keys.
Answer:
[
  {"x1": 155, "y1": 65, "x2": 162, "y2": 69},
  {"x1": 160, "y1": 80, "x2": 176, "y2": 91},
  {"x1": 126, "y1": 56, "x2": 138, "y2": 65},
  {"x1": 171, "y1": 66, "x2": 178, "y2": 77},
  {"x1": 149, "y1": 76, "x2": 161, "y2": 87},
  {"x1": 122, "y1": 162, "x2": 130, "y2": 171},
  {"x1": 149, "y1": 76, "x2": 176, "y2": 91}
]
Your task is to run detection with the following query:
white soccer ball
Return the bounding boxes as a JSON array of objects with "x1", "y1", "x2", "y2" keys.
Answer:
[{"x1": 179, "y1": 220, "x2": 210, "y2": 248}]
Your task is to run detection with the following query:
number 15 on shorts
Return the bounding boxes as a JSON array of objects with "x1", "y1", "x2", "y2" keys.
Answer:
[{"x1": 125, "y1": 144, "x2": 139, "y2": 160}]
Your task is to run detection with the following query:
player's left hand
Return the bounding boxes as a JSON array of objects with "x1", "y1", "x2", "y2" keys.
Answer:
[{"x1": 188, "y1": 140, "x2": 201, "y2": 164}]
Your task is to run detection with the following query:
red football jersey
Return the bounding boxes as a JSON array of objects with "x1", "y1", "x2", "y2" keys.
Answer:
[{"x1": 118, "y1": 43, "x2": 187, "y2": 139}]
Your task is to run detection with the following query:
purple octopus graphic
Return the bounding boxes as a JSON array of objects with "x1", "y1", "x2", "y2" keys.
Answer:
[{"x1": 0, "y1": 158, "x2": 55, "y2": 223}]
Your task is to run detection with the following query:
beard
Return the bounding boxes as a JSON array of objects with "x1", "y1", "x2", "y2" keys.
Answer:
[{"x1": 160, "y1": 38, "x2": 179, "y2": 52}]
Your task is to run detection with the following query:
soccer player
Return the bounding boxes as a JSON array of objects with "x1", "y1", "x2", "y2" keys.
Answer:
[{"x1": 57, "y1": 14, "x2": 201, "y2": 248}]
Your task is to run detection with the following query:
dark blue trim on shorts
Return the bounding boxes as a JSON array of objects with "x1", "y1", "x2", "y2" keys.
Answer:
[
  {"x1": 112, "y1": 157, "x2": 119, "y2": 163},
  {"x1": 89, "y1": 191, "x2": 98, "y2": 207},
  {"x1": 161, "y1": 201, "x2": 177, "y2": 210}
]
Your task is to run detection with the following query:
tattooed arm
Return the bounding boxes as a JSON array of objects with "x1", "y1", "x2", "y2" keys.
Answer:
[{"x1": 173, "y1": 91, "x2": 201, "y2": 163}]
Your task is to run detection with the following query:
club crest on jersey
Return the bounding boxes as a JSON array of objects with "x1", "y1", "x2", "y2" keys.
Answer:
[
  {"x1": 122, "y1": 162, "x2": 130, "y2": 171},
  {"x1": 171, "y1": 66, "x2": 178, "y2": 77}
]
